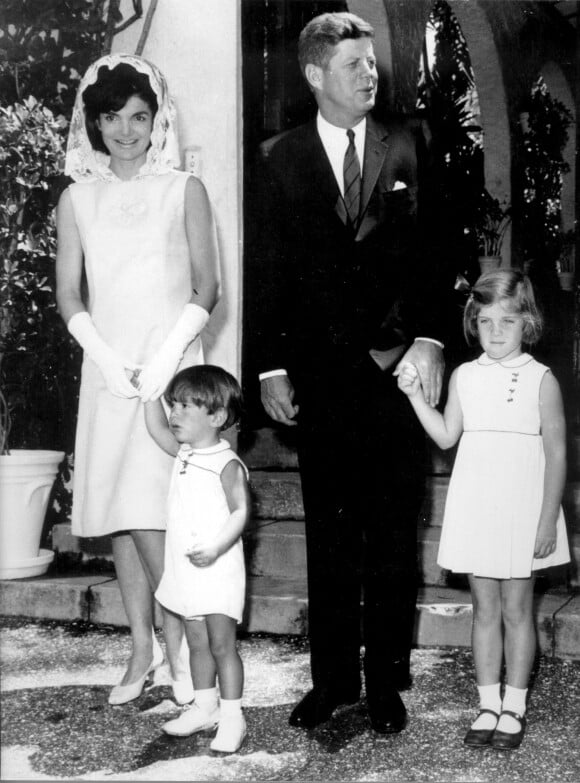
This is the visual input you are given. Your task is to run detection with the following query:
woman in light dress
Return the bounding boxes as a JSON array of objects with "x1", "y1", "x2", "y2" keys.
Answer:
[
  {"x1": 56, "y1": 54, "x2": 220, "y2": 705},
  {"x1": 398, "y1": 269, "x2": 569, "y2": 751}
]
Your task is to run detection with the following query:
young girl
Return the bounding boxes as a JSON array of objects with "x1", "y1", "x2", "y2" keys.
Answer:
[
  {"x1": 144, "y1": 364, "x2": 250, "y2": 754},
  {"x1": 397, "y1": 269, "x2": 570, "y2": 750}
]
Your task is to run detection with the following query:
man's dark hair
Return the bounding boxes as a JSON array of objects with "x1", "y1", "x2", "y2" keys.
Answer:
[{"x1": 298, "y1": 12, "x2": 374, "y2": 76}]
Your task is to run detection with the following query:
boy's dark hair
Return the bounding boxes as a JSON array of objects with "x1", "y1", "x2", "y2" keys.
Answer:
[
  {"x1": 82, "y1": 62, "x2": 158, "y2": 154},
  {"x1": 164, "y1": 365, "x2": 243, "y2": 430},
  {"x1": 298, "y1": 12, "x2": 374, "y2": 77}
]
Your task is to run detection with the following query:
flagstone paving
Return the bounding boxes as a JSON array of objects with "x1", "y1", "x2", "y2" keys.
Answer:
[{"x1": 1, "y1": 618, "x2": 579, "y2": 782}]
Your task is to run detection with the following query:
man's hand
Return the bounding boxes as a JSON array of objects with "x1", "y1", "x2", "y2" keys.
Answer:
[
  {"x1": 260, "y1": 375, "x2": 299, "y2": 426},
  {"x1": 394, "y1": 341, "x2": 444, "y2": 407}
]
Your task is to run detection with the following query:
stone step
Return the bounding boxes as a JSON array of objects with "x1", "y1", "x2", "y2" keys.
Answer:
[
  {"x1": 52, "y1": 510, "x2": 580, "y2": 590},
  {"x1": 244, "y1": 519, "x2": 578, "y2": 586},
  {"x1": 248, "y1": 472, "x2": 580, "y2": 533},
  {"x1": 1, "y1": 574, "x2": 577, "y2": 658},
  {"x1": 248, "y1": 471, "x2": 450, "y2": 526}
]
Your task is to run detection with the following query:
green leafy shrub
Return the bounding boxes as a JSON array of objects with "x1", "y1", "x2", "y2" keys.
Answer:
[
  {"x1": 1, "y1": 95, "x2": 82, "y2": 446},
  {"x1": 0, "y1": 97, "x2": 81, "y2": 525}
]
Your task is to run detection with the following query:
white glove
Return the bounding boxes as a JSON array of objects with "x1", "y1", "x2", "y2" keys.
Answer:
[
  {"x1": 138, "y1": 303, "x2": 209, "y2": 402},
  {"x1": 68, "y1": 311, "x2": 140, "y2": 398}
]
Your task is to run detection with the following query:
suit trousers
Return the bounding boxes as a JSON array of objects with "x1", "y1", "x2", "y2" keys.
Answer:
[{"x1": 295, "y1": 353, "x2": 425, "y2": 699}]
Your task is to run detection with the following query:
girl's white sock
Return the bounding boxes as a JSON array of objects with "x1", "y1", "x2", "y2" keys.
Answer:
[
  {"x1": 471, "y1": 683, "x2": 501, "y2": 730},
  {"x1": 498, "y1": 685, "x2": 527, "y2": 733},
  {"x1": 219, "y1": 697, "x2": 243, "y2": 717},
  {"x1": 195, "y1": 687, "x2": 219, "y2": 713}
]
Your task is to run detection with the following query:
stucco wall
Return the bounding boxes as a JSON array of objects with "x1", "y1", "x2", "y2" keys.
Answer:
[{"x1": 114, "y1": 0, "x2": 243, "y2": 377}]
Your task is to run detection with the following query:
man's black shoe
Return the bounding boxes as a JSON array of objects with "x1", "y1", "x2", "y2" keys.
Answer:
[
  {"x1": 368, "y1": 690, "x2": 407, "y2": 734},
  {"x1": 289, "y1": 687, "x2": 359, "y2": 729}
]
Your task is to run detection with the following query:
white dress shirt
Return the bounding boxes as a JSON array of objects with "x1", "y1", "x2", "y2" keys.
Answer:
[{"x1": 316, "y1": 112, "x2": 366, "y2": 197}]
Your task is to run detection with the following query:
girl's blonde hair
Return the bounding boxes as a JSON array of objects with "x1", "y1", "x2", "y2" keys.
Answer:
[{"x1": 463, "y1": 269, "x2": 543, "y2": 345}]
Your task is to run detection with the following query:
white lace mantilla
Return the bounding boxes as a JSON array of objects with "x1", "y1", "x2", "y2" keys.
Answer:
[{"x1": 65, "y1": 53, "x2": 180, "y2": 183}]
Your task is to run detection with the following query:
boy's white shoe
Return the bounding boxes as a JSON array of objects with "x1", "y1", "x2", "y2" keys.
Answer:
[
  {"x1": 210, "y1": 713, "x2": 247, "y2": 753},
  {"x1": 162, "y1": 703, "x2": 219, "y2": 737}
]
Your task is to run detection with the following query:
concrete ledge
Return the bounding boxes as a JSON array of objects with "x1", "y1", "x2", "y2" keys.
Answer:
[
  {"x1": 0, "y1": 575, "x2": 111, "y2": 623},
  {"x1": 554, "y1": 595, "x2": 580, "y2": 658},
  {"x1": 244, "y1": 576, "x2": 308, "y2": 635},
  {"x1": 415, "y1": 587, "x2": 472, "y2": 647},
  {"x1": 2, "y1": 575, "x2": 577, "y2": 658},
  {"x1": 245, "y1": 523, "x2": 306, "y2": 578}
]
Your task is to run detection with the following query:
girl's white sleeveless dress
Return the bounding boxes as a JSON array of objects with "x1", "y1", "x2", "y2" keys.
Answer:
[
  {"x1": 155, "y1": 440, "x2": 248, "y2": 623},
  {"x1": 438, "y1": 353, "x2": 570, "y2": 579},
  {"x1": 69, "y1": 170, "x2": 202, "y2": 537}
]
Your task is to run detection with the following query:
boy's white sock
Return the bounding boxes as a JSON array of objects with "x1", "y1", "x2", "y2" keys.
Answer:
[
  {"x1": 498, "y1": 685, "x2": 527, "y2": 734},
  {"x1": 219, "y1": 697, "x2": 243, "y2": 717},
  {"x1": 471, "y1": 683, "x2": 501, "y2": 730},
  {"x1": 195, "y1": 687, "x2": 219, "y2": 714},
  {"x1": 210, "y1": 698, "x2": 246, "y2": 753}
]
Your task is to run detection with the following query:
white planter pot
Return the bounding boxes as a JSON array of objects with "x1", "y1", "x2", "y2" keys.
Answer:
[
  {"x1": 558, "y1": 272, "x2": 575, "y2": 291},
  {"x1": 0, "y1": 449, "x2": 64, "y2": 579}
]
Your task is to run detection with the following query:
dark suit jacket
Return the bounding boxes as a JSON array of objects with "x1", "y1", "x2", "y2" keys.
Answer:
[{"x1": 251, "y1": 115, "x2": 454, "y2": 386}]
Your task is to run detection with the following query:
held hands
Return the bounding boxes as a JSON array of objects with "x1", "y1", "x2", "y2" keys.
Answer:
[
  {"x1": 261, "y1": 375, "x2": 299, "y2": 426},
  {"x1": 186, "y1": 534, "x2": 220, "y2": 568},
  {"x1": 393, "y1": 341, "x2": 444, "y2": 407},
  {"x1": 98, "y1": 352, "x2": 142, "y2": 398},
  {"x1": 534, "y1": 521, "x2": 557, "y2": 559},
  {"x1": 396, "y1": 362, "x2": 421, "y2": 397},
  {"x1": 135, "y1": 344, "x2": 182, "y2": 403}
]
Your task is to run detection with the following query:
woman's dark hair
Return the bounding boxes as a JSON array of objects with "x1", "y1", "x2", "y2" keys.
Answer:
[
  {"x1": 164, "y1": 365, "x2": 244, "y2": 431},
  {"x1": 82, "y1": 63, "x2": 158, "y2": 154}
]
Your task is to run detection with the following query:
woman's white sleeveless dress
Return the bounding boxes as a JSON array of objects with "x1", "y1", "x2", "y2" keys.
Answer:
[
  {"x1": 155, "y1": 440, "x2": 248, "y2": 623},
  {"x1": 69, "y1": 170, "x2": 202, "y2": 536},
  {"x1": 437, "y1": 353, "x2": 570, "y2": 578}
]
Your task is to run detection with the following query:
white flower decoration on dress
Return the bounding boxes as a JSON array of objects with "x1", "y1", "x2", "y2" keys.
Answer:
[{"x1": 65, "y1": 53, "x2": 180, "y2": 183}]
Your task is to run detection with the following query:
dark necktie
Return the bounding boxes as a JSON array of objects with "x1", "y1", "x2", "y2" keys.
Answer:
[{"x1": 343, "y1": 128, "x2": 361, "y2": 228}]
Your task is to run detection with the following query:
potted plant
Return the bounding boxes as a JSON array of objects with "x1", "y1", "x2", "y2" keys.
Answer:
[
  {"x1": 0, "y1": 97, "x2": 80, "y2": 579},
  {"x1": 554, "y1": 228, "x2": 576, "y2": 292},
  {"x1": 473, "y1": 189, "x2": 511, "y2": 274}
]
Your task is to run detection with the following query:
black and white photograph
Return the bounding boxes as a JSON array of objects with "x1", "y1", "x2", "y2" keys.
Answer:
[{"x1": 1, "y1": 1, "x2": 579, "y2": 780}]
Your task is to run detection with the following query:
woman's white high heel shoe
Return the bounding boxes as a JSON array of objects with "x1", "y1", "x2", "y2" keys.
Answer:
[{"x1": 108, "y1": 632, "x2": 165, "y2": 706}]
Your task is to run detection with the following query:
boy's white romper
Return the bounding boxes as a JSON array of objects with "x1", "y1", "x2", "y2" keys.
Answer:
[{"x1": 156, "y1": 439, "x2": 248, "y2": 622}]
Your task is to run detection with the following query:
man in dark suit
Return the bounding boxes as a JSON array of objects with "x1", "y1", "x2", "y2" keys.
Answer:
[{"x1": 252, "y1": 12, "x2": 452, "y2": 734}]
